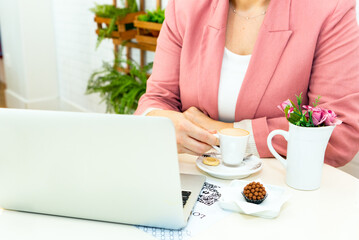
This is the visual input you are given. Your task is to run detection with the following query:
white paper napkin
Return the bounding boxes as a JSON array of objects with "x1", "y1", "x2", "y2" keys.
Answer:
[{"x1": 219, "y1": 179, "x2": 291, "y2": 218}]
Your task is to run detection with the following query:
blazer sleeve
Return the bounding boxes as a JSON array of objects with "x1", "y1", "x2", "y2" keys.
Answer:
[
  {"x1": 252, "y1": 0, "x2": 359, "y2": 167},
  {"x1": 134, "y1": 0, "x2": 183, "y2": 115}
]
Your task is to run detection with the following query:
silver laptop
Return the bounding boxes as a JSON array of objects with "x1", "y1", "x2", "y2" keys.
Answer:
[{"x1": 0, "y1": 108, "x2": 205, "y2": 229}]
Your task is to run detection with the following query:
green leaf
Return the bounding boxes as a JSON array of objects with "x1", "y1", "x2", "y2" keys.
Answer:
[
  {"x1": 295, "y1": 92, "x2": 302, "y2": 107},
  {"x1": 137, "y1": 14, "x2": 149, "y2": 21},
  {"x1": 91, "y1": 3, "x2": 138, "y2": 49},
  {"x1": 313, "y1": 95, "x2": 321, "y2": 107},
  {"x1": 87, "y1": 46, "x2": 152, "y2": 114},
  {"x1": 137, "y1": 8, "x2": 165, "y2": 23},
  {"x1": 289, "y1": 99, "x2": 299, "y2": 112}
]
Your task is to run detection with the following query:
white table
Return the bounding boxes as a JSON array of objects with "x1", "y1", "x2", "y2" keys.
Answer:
[{"x1": 0, "y1": 154, "x2": 358, "y2": 240}]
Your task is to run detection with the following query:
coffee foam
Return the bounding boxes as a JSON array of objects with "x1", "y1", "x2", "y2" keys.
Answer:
[{"x1": 220, "y1": 128, "x2": 249, "y2": 137}]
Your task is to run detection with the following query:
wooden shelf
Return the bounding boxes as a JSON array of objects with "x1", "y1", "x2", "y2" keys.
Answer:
[
  {"x1": 105, "y1": 0, "x2": 162, "y2": 68},
  {"x1": 134, "y1": 18, "x2": 162, "y2": 46},
  {"x1": 113, "y1": 39, "x2": 157, "y2": 52},
  {"x1": 94, "y1": 12, "x2": 145, "y2": 41},
  {"x1": 134, "y1": 20, "x2": 162, "y2": 31},
  {"x1": 95, "y1": 29, "x2": 137, "y2": 41}
]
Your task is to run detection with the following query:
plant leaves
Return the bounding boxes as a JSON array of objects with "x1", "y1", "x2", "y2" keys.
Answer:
[
  {"x1": 138, "y1": 8, "x2": 165, "y2": 23},
  {"x1": 87, "y1": 46, "x2": 153, "y2": 114},
  {"x1": 91, "y1": 3, "x2": 138, "y2": 49}
]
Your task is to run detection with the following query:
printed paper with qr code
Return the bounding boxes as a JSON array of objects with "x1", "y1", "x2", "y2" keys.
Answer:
[{"x1": 136, "y1": 179, "x2": 230, "y2": 240}]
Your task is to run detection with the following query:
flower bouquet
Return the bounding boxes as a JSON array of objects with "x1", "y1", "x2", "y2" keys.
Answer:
[
  {"x1": 268, "y1": 93, "x2": 342, "y2": 190},
  {"x1": 277, "y1": 93, "x2": 342, "y2": 127}
]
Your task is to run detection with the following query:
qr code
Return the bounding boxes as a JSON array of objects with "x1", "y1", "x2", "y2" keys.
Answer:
[{"x1": 197, "y1": 182, "x2": 221, "y2": 206}]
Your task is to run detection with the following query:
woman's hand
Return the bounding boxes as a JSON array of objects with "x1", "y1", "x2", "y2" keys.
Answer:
[
  {"x1": 147, "y1": 109, "x2": 218, "y2": 155},
  {"x1": 183, "y1": 107, "x2": 233, "y2": 131}
]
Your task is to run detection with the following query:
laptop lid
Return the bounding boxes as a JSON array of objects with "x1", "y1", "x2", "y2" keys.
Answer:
[{"x1": 0, "y1": 108, "x2": 187, "y2": 229}]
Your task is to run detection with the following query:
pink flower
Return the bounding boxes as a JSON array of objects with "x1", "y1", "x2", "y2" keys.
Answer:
[
  {"x1": 311, "y1": 107, "x2": 327, "y2": 126},
  {"x1": 302, "y1": 105, "x2": 313, "y2": 111},
  {"x1": 302, "y1": 105, "x2": 312, "y2": 118},
  {"x1": 323, "y1": 109, "x2": 342, "y2": 126},
  {"x1": 287, "y1": 107, "x2": 294, "y2": 118},
  {"x1": 278, "y1": 99, "x2": 292, "y2": 112}
]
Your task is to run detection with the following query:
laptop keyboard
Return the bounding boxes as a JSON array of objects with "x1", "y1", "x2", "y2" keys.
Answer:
[{"x1": 181, "y1": 191, "x2": 191, "y2": 207}]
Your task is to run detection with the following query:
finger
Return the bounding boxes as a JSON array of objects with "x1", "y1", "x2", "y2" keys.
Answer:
[
  {"x1": 187, "y1": 124, "x2": 218, "y2": 146},
  {"x1": 177, "y1": 119, "x2": 216, "y2": 151},
  {"x1": 207, "y1": 129, "x2": 217, "y2": 134},
  {"x1": 177, "y1": 145, "x2": 201, "y2": 156},
  {"x1": 185, "y1": 117, "x2": 208, "y2": 131},
  {"x1": 207, "y1": 129, "x2": 220, "y2": 145},
  {"x1": 186, "y1": 106, "x2": 201, "y2": 114},
  {"x1": 183, "y1": 107, "x2": 205, "y2": 124},
  {"x1": 176, "y1": 123, "x2": 212, "y2": 154},
  {"x1": 183, "y1": 110, "x2": 195, "y2": 123},
  {"x1": 181, "y1": 135, "x2": 213, "y2": 155}
]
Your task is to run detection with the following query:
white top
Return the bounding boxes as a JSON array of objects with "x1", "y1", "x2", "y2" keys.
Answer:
[
  {"x1": 143, "y1": 48, "x2": 259, "y2": 157},
  {"x1": 218, "y1": 47, "x2": 251, "y2": 122}
]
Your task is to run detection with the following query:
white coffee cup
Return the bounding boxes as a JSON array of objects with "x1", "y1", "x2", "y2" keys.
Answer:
[{"x1": 211, "y1": 128, "x2": 250, "y2": 166}]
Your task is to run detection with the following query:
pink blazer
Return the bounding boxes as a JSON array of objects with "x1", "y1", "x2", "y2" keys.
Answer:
[{"x1": 135, "y1": 0, "x2": 359, "y2": 167}]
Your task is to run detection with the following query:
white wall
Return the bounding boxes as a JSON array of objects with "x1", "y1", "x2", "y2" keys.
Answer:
[
  {"x1": 0, "y1": 0, "x2": 59, "y2": 109},
  {"x1": 52, "y1": 0, "x2": 168, "y2": 112},
  {"x1": 0, "y1": 0, "x2": 168, "y2": 112}
]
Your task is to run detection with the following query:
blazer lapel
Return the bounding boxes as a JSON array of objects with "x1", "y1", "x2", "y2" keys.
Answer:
[
  {"x1": 197, "y1": 0, "x2": 228, "y2": 120},
  {"x1": 235, "y1": 0, "x2": 293, "y2": 120},
  {"x1": 197, "y1": 0, "x2": 292, "y2": 121}
]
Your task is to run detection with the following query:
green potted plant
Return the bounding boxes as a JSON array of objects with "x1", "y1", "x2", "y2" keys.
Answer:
[
  {"x1": 134, "y1": 8, "x2": 165, "y2": 45},
  {"x1": 91, "y1": 0, "x2": 143, "y2": 48},
  {"x1": 137, "y1": 8, "x2": 165, "y2": 24},
  {"x1": 86, "y1": 47, "x2": 152, "y2": 114}
]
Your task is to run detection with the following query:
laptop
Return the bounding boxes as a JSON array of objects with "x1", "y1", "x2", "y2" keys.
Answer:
[{"x1": 0, "y1": 108, "x2": 205, "y2": 229}]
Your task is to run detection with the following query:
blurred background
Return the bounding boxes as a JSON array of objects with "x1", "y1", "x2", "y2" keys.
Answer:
[
  {"x1": 0, "y1": 0, "x2": 358, "y2": 177},
  {"x1": 0, "y1": 0, "x2": 168, "y2": 112}
]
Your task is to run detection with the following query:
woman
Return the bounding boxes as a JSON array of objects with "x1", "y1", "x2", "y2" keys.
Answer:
[{"x1": 135, "y1": 0, "x2": 359, "y2": 167}]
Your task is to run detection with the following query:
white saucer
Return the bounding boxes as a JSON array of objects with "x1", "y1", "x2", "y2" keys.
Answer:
[{"x1": 196, "y1": 153, "x2": 262, "y2": 179}]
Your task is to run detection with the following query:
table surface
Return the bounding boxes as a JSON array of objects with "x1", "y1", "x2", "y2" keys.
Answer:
[{"x1": 0, "y1": 154, "x2": 358, "y2": 240}]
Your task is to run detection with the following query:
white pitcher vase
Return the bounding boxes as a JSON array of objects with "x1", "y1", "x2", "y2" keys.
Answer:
[{"x1": 267, "y1": 123, "x2": 335, "y2": 190}]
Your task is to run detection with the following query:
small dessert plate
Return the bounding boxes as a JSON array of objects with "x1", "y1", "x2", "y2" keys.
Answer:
[
  {"x1": 196, "y1": 153, "x2": 262, "y2": 179},
  {"x1": 219, "y1": 180, "x2": 291, "y2": 218}
]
